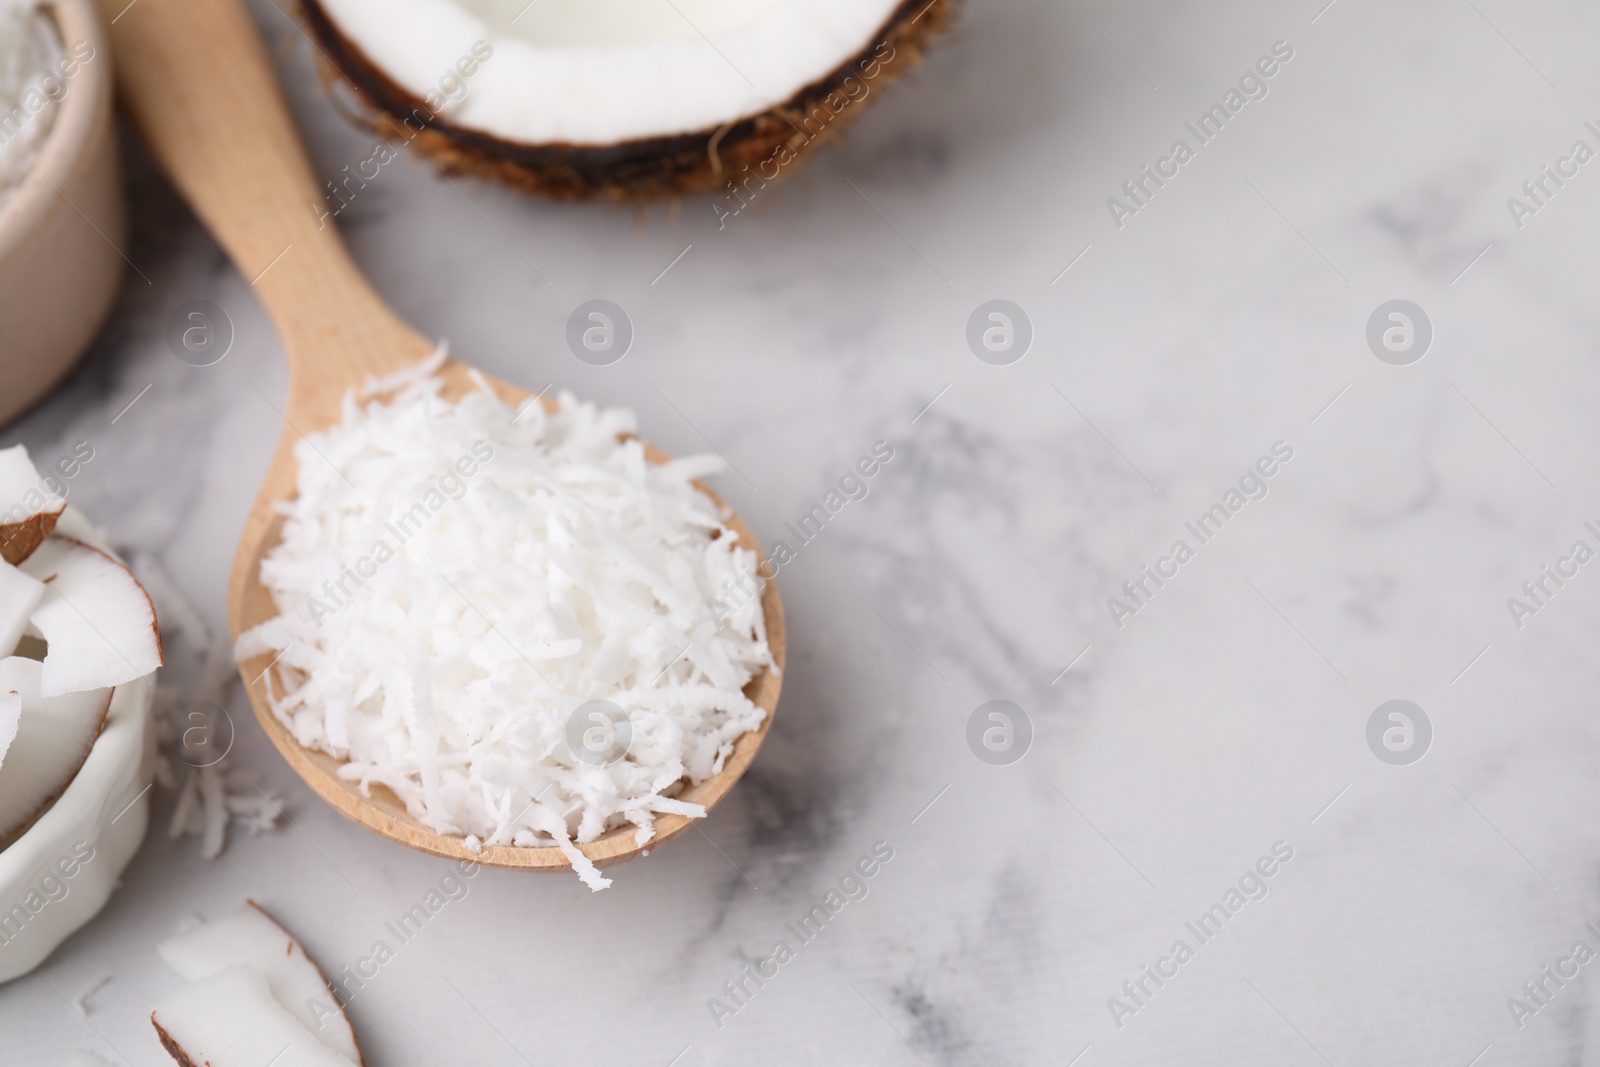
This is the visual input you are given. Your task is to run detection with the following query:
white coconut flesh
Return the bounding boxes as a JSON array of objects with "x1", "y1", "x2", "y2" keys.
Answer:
[
  {"x1": 153, "y1": 967, "x2": 359, "y2": 1067},
  {"x1": 20, "y1": 537, "x2": 163, "y2": 697},
  {"x1": 0, "y1": 558, "x2": 44, "y2": 655},
  {"x1": 0, "y1": 656, "x2": 111, "y2": 843},
  {"x1": 0, "y1": 689, "x2": 18, "y2": 764},
  {"x1": 158, "y1": 903, "x2": 361, "y2": 1064},
  {"x1": 316, "y1": 0, "x2": 903, "y2": 144}
]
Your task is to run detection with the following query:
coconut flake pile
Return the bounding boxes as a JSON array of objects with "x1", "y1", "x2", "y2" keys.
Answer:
[{"x1": 235, "y1": 355, "x2": 772, "y2": 890}]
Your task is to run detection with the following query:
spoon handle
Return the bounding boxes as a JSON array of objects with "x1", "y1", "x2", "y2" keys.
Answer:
[{"x1": 93, "y1": 0, "x2": 429, "y2": 403}]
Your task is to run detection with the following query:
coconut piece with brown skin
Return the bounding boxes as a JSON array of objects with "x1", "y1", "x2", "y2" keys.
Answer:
[
  {"x1": 153, "y1": 968, "x2": 359, "y2": 1067},
  {"x1": 298, "y1": 0, "x2": 956, "y2": 203},
  {"x1": 157, "y1": 901, "x2": 364, "y2": 1065},
  {"x1": 0, "y1": 445, "x2": 63, "y2": 565}
]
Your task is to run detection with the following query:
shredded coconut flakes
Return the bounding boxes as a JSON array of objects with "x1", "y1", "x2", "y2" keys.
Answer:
[{"x1": 235, "y1": 362, "x2": 772, "y2": 890}]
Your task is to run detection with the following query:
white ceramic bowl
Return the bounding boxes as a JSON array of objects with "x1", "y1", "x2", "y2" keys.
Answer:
[
  {"x1": 0, "y1": 508, "x2": 156, "y2": 984},
  {"x1": 0, "y1": 0, "x2": 124, "y2": 428}
]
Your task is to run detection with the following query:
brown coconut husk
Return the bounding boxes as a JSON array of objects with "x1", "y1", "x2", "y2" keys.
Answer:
[
  {"x1": 298, "y1": 0, "x2": 957, "y2": 203},
  {"x1": 0, "y1": 507, "x2": 60, "y2": 565},
  {"x1": 152, "y1": 1020, "x2": 202, "y2": 1067}
]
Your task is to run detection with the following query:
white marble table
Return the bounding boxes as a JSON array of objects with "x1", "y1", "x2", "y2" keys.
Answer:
[{"x1": 7, "y1": 0, "x2": 1600, "y2": 1062}]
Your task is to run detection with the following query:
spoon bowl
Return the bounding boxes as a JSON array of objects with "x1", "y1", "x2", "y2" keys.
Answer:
[
  {"x1": 97, "y1": 0, "x2": 784, "y2": 871},
  {"x1": 235, "y1": 472, "x2": 784, "y2": 871}
]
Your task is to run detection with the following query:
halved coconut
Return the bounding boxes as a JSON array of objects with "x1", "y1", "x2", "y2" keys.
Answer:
[
  {"x1": 299, "y1": 0, "x2": 955, "y2": 201},
  {"x1": 158, "y1": 902, "x2": 363, "y2": 1065},
  {"x1": 19, "y1": 537, "x2": 163, "y2": 697},
  {"x1": 153, "y1": 966, "x2": 360, "y2": 1067},
  {"x1": 0, "y1": 446, "x2": 65, "y2": 566},
  {"x1": 0, "y1": 558, "x2": 45, "y2": 657},
  {"x1": 0, "y1": 656, "x2": 112, "y2": 845}
]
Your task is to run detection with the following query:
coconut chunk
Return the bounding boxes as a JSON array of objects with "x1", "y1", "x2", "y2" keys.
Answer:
[
  {"x1": 0, "y1": 656, "x2": 111, "y2": 844},
  {"x1": 19, "y1": 537, "x2": 163, "y2": 697},
  {"x1": 0, "y1": 445, "x2": 64, "y2": 565},
  {"x1": 157, "y1": 902, "x2": 362, "y2": 1064},
  {"x1": 0, "y1": 689, "x2": 17, "y2": 765},
  {"x1": 0, "y1": 557, "x2": 43, "y2": 657},
  {"x1": 152, "y1": 967, "x2": 359, "y2": 1067}
]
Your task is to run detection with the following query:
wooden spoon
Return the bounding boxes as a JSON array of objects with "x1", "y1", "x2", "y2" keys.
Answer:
[{"x1": 95, "y1": 0, "x2": 784, "y2": 871}]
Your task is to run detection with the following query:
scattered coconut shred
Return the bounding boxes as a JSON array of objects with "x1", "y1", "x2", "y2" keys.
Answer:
[
  {"x1": 235, "y1": 352, "x2": 773, "y2": 890},
  {"x1": 131, "y1": 553, "x2": 283, "y2": 858}
]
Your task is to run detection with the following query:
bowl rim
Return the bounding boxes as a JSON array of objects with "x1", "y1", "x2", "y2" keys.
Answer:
[{"x1": 0, "y1": 0, "x2": 114, "y2": 262}]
